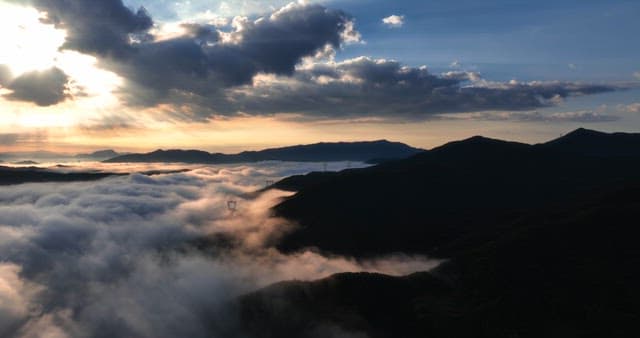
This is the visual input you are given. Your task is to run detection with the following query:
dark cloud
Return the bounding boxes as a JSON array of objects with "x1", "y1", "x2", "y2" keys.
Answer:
[
  {"x1": 26, "y1": 1, "x2": 356, "y2": 107},
  {"x1": 438, "y1": 110, "x2": 620, "y2": 123},
  {"x1": 32, "y1": 0, "x2": 153, "y2": 57},
  {"x1": 114, "y1": 3, "x2": 357, "y2": 106},
  {"x1": 217, "y1": 57, "x2": 618, "y2": 119},
  {"x1": 5, "y1": 67, "x2": 70, "y2": 106},
  {"x1": 20, "y1": 1, "x2": 621, "y2": 120},
  {"x1": 180, "y1": 23, "x2": 221, "y2": 45}
]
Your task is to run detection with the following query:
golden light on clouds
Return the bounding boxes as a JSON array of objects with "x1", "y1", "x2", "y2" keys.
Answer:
[
  {"x1": 55, "y1": 51, "x2": 123, "y2": 108},
  {"x1": 0, "y1": 2, "x2": 65, "y2": 75},
  {"x1": 0, "y1": 2, "x2": 124, "y2": 140}
]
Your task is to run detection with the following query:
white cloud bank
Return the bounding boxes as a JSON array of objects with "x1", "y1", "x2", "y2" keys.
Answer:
[{"x1": 0, "y1": 161, "x2": 438, "y2": 338}]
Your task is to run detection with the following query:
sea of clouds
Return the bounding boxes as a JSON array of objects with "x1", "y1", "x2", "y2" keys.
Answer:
[{"x1": 0, "y1": 161, "x2": 438, "y2": 337}]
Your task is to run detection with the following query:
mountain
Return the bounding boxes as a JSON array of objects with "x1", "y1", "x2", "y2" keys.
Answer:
[
  {"x1": 239, "y1": 185, "x2": 640, "y2": 338},
  {"x1": 0, "y1": 166, "x2": 121, "y2": 185},
  {"x1": 236, "y1": 128, "x2": 640, "y2": 338},
  {"x1": 12, "y1": 160, "x2": 39, "y2": 165},
  {"x1": 0, "y1": 149, "x2": 125, "y2": 162},
  {"x1": 272, "y1": 128, "x2": 640, "y2": 257},
  {"x1": 103, "y1": 140, "x2": 423, "y2": 164},
  {"x1": 74, "y1": 149, "x2": 122, "y2": 160},
  {"x1": 537, "y1": 127, "x2": 640, "y2": 157},
  {"x1": 0, "y1": 166, "x2": 192, "y2": 185}
]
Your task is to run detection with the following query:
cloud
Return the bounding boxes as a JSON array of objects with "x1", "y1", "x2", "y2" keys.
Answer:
[
  {"x1": 634, "y1": 72, "x2": 640, "y2": 80},
  {"x1": 120, "y1": 2, "x2": 358, "y2": 106},
  {"x1": 31, "y1": 0, "x2": 153, "y2": 58},
  {"x1": 0, "y1": 132, "x2": 47, "y2": 146},
  {"x1": 0, "y1": 162, "x2": 437, "y2": 337},
  {"x1": 214, "y1": 57, "x2": 618, "y2": 120},
  {"x1": 3, "y1": 67, "x2": 70, "y2": 106},
  {"x1": 382, "y1": 15, "x2": 404, "y2": 28},
  {"x1": 0, "y1": 65, "x2": 12, "y2": 86},
  {"x1": 26, "y1": 1, "x2": 358, "y2": 108},
  {"x1": 18, "y1": 1, "x2": 622, "y2": 121},
  {"x1": 438, "y1": 110, "x2": 620, "y2": 123},
  {"x1": 618, "y1": 103, "x2": 640, "y2": 114}
]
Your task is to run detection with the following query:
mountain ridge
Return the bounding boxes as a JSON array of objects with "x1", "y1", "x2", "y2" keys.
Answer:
[
  {"x1": 237, "y1": 128, "x2": 640, "y2": 337},
  {"x1": 103, "y1": 140, "x2": 424, "y2": 164},
  {"x1": 272, "y1": 128, "x2": 640, "y2": 257}
]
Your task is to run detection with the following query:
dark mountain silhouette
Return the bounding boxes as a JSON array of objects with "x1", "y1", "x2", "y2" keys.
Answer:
[
  {"x1": 0, "y1": 149, "x2": 125, "y2": 162},
  {"x1": 240, "y1": 184, "x2": 640, "y2": 338},
  {"x1": 12, "y1": 160, "x2": 39, "y2": 165},
  {"x1": 237, "y1": 128, "x2": 640, "y2": 338},
  {"x1": 537, "y1": 127, "x2": 640, "y2": 157},
  {"x1": 0, "y1": 166, "x2": 121, "y2": 185},
  {"x1": 103, "y1": 140, "x2": 423, "y2": 164},
  {"x1": 272, "y1": 128, "x2": 640, "y2": 257},
  {"x1": 74, "y1": 149, "x2": 122, "y2": 160},
  {"x1": 0, "y1": 166, "x2": 190, "y2": 185}
]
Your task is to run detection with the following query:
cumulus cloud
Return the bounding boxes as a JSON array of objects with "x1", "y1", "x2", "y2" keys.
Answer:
[
  {"x1": 31, "y1": 0, "x2": 154, "y2": 57},
  {"x1": 382, "y1": 15, "x2": 404, "y2": 28},
  {"x1": 123, "y1": 3, "x2": 357, "y2": 106},
  {"x1": 0, "y1": 161, "x2": 437, "y2": 337},
  {"x1": 3, "y1": 67, "x2": 70, "y2": 106},
  {"x1": 215, "y1": 57, "x2": 618, "y2": 120},
  {"x1": 634, "y1": 71, "x2": 640, "y2": 80},
  {"x1": 25, "y1": 0, "x2": 358, "y2": 108},
  {"x1": 16, "y1": 1, "x2": 621, "y2": 121}
]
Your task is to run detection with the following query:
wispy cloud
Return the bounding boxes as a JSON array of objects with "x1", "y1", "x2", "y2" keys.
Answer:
[
  {"x1": 437, "y1": 110, "x2": 620, "y2": 123},
  {"x1": 618, "y1": 102, "x2": 640, "y2": 114}
]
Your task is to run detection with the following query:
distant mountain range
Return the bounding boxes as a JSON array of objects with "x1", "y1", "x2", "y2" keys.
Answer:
[
  {"x1": 0, "y1": 166, "x2": 120, "y2": 185},
  {"x1": 0, "y1": 149, "x2": 125, "y2": 162},
  {"x1": 103, "y1": 140, "x2": 424, "y2": 164},
  {"x1": 236, "y1": 127, "x2": 640, "y2": 337},
  {"x1": 0, "y1": 166, "x2": 191, "y2": 186},
  {"x1": 74, "y1": 149, "x2": 122, "y2": 160}
]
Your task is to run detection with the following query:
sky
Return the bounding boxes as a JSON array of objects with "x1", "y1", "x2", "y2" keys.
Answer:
[{"x1": 0, "y1": 0, "x2": 638, "y2": 153}]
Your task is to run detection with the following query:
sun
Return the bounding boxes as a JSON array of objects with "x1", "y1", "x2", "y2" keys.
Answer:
[{"x1": 0, "y1": 2, "x2": 66, "y2": 76}]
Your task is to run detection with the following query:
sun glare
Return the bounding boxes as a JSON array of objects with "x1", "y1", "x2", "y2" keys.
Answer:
[
  {"x1": 0, "y1": 3, "x2": 123, "y2": 128},
  {"x1": 0, "y1": 3, "x2": 66, "y2": 76}
]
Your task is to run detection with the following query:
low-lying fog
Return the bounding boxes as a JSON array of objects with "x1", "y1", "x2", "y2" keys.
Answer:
[{"x1": 0, "y1": 161, "x2": 438, "y2": 338}]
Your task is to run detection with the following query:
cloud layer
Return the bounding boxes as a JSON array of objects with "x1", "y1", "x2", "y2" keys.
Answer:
[
  {"x1": 0, "y1": 162, "x2": 437, "y2": 338},
  {"x1": 7, "y1": 0, "x2": 619, "y2": 120},
  {"x1": 220, "y1": 58, "x2": 617, "y2": 120}
]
